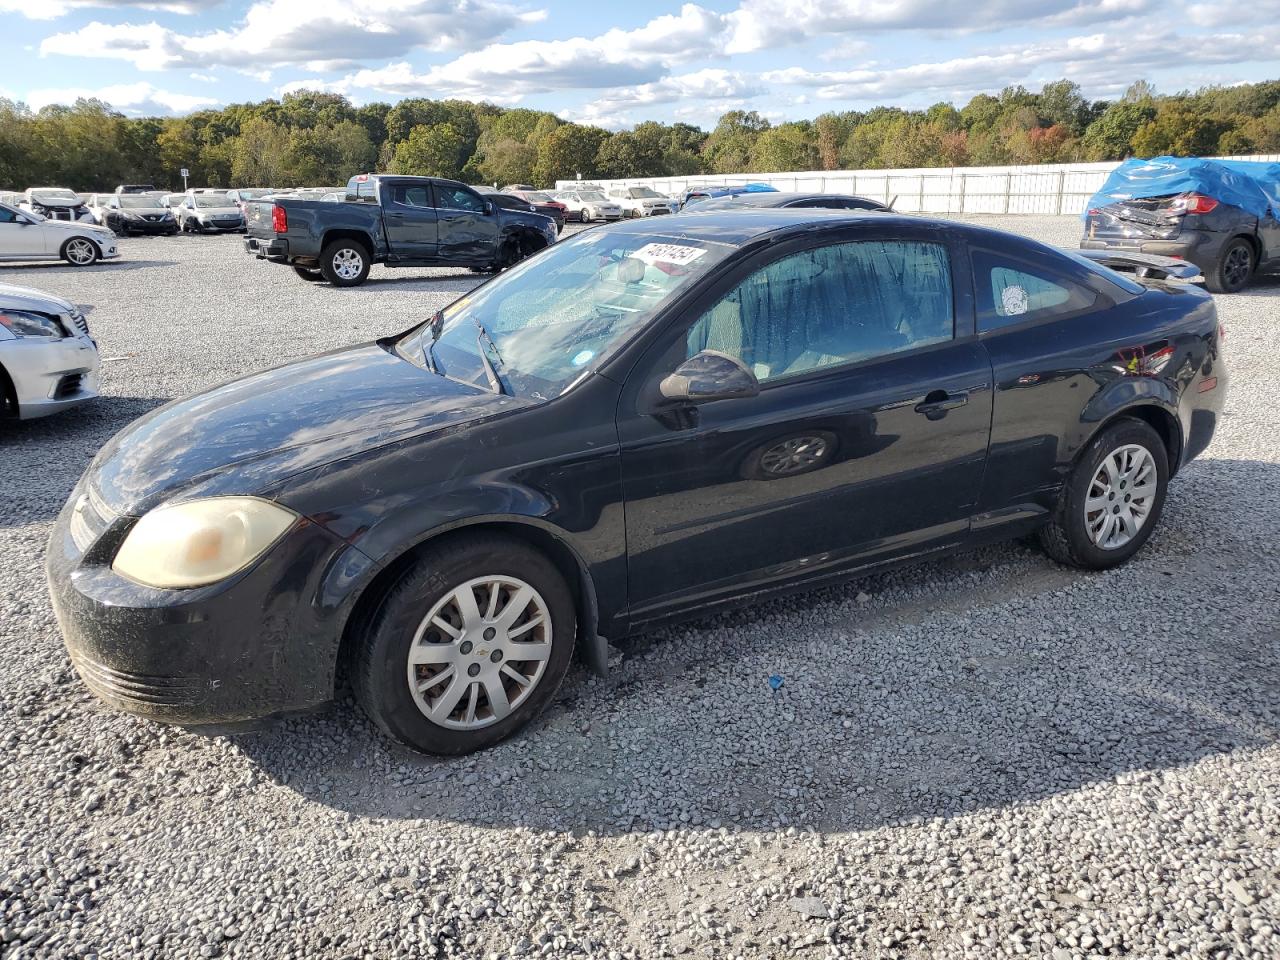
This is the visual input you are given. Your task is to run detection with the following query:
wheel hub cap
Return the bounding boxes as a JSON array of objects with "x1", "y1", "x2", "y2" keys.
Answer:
[
  {"x1": 333, "y1": 249, "x2": 363, "y2": 279},
  {"x1": 1084, "y1": 443, "x2": 1157, "y2": 550},
  {"x1": 406, "y1": 576, "x2": 552, "y2": 730}
]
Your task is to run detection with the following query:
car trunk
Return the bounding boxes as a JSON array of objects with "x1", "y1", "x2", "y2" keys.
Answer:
[{"x1": 1084, "y1": 195, "x2": 1186, "y2": 242}]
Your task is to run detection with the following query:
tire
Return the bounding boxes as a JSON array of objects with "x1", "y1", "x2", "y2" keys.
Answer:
[
  {"x1": 60, "y1": 237, "x2": 99, "y2": 267},
  {"x1": 293, "y1": 266, "x2": 324, "y2": 282},
  {"x1": 1039, "y1": 418, "x2": 1168, "y2": 570},
  {"x1": 354, "y1": 534, "x2": 576, "y2": 755},
  {"x1": 319, "y1": 238, "x2": 371, "y2": 287},
  {"x1": 1205, "y1": 238, "x2": 1254, "y2": 293}
]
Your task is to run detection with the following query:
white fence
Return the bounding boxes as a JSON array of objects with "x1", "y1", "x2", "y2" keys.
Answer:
[{"x1": 558, "y1": 154, "x2": 1280, "y2": 217}]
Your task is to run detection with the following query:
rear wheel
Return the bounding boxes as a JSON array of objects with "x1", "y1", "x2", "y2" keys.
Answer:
[
  {"x1": 61, "y1": 237, "x2": 99, "y2": 267},
  {"x1": 1206, "y1": 238, "x2": 1254, "y2": 293},
  {"x1": 1039, "y1": 418, "x2": 1168, "y2": 570},
  {"x1": 319, "y1": 239, "x2": 371, "y2": 287},
  {"x1": 354, "y1": 535, "x2": 576, "y2": 755},
  {"x1": 293, "y1": 266, "x2": 324, "y2": 282}
]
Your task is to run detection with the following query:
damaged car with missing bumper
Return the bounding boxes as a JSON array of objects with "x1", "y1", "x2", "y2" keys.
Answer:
[
  {"x1": 1082, "y1": 156, "x2": 1280, "y2": 292},
  {"x1": 48, "y1": 211, "x2": 1226, "y2": 756}
]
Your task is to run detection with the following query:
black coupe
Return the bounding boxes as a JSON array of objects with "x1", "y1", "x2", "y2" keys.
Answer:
[{"x1": 48, "y1": 210, "x2": 1226, "y2": 755}]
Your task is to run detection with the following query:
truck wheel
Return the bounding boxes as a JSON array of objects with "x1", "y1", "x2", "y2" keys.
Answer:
[
  {"x1": 1205, "y1": 238, "x2": 1254, "y2": 293},
  {"x1": 293, "y1": 266, "x2": 324, "y2": 282},
  {"x1": 319, "y1": 239, "x2": 371, "y2": 287}
]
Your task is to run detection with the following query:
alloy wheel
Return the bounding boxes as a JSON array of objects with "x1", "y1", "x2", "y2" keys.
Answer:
[
  {"x1": 1224, "y1": 245, "x2": 1252, "y2": 288},
  {"x1": 405, "y1": 576, "x2": 552, "y2": 730},
  {"x1": 1084, "y1": 443, "x2": 1157, "y2": 550},
  {"x1": 65, "y1": 239, "x2": 96, "y2": 265},
  {"x1": 759, "y1": 435, "x2": 829, "y2": 476},
  {"x1": 332, "y1": 248, "x2": 364, "y2": 280}
]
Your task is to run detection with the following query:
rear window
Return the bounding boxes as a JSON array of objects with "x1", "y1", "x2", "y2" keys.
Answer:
[{"x1": 346, "y1": 177, "x2": 377, "y2": 203}]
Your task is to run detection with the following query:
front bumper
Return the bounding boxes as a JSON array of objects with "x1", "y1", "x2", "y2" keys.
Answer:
[
  {"x1": 245, "y1": 235, "x2": 288, "y2": 260},
  {"x1": 197, "y1": 218, "x2": 246, "y2": 232},
  {"x1": 2, "y1": 333, "x2": 100, "y2": 420},
  {"x1": 118, "y1": 219, "x2": 177, "y2": 235},
  {"x1": 46, "y1": 483, "x2": 367, "y2": 725}
]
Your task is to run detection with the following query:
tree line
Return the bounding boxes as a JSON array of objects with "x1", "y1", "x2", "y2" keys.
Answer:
[{"x1": 2, "y1": 79, "x2": 1278, "y2": 193}]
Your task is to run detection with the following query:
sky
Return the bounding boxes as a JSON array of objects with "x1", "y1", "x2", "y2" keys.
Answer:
[{"x1": 4, "y1": 0, "x2": 1280, "y2": 130}]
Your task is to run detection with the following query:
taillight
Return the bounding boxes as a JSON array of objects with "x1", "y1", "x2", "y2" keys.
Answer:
[
  {"x1": 1173, "y1": 193, "x2": 1218, "y2": 215},
  {"x1": 272, "y1": 205, "x2": 287, "y2": 233}
]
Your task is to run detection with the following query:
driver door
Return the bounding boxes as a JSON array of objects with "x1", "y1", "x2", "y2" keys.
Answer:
[
  {"x1": 433, "y1": 183, "x2": 498, "y2": 260},
  {"x1": 616, "y1": 229, "x2": 993, "y2": 624},
  {"x1": 0, "y1": 206, "x2": 43, "y2": 255},
  {"x1": 382, "y1": 182, "x2": 438, "y2": 259}
]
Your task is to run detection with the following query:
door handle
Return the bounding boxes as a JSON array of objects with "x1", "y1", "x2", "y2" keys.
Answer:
[
  {"x1": 914, "y1": 390, "x2": 968, "y2": 419},
  {"x1": 385, "y1": 212, "x2": 406, "y2": 219}
]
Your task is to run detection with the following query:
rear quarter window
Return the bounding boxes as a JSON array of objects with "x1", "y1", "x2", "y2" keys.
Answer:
[{"x1": 972, "y1": 249, "x2": 1099, "y2": 332}]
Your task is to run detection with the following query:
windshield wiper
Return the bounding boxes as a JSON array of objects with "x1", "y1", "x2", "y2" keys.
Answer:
[
  {"x1": 422, "y1": 310, "x2": 444, "y2": 375},
  {"x1": 474, "y1": 319, "x2": 508, "y2": 396}
]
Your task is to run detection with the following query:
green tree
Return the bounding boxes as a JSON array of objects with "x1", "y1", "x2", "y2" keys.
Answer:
[
  {"x1": 703, "y1": 110, "x2": 770, "y2": 173},
  {"x1": 1079, "y1": 101, "x2": 1156, "y2": 160},
  {"x1": 749, "y1": 123, "x2": 818, "y2": 171},
  {"x1": 229, "y1": 117, "x2": 290, "y2": 186},
  {"x1": 533, "y1": 123, "x2": 608, "y2": 186},
  {"x1": 391, "y1": 123, "x2": 467, "y2": 179}
]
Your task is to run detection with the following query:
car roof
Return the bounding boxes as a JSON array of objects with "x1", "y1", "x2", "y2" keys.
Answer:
[
  {"x1": 703, "y1": 192, "x2": 885, "y2": 208},
  {"x1": 599, "y1": 207, "x2": 929, "y2": 244}
]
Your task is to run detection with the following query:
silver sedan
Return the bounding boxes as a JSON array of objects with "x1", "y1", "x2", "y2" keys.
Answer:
[{"x1": 0, "y1": 283, "x2": 100, "y2": 419}]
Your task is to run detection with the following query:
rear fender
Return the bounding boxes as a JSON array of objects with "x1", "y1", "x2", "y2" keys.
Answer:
[{"x1": 1077, "y1": 380, "x2": 1182, "y2": 471}]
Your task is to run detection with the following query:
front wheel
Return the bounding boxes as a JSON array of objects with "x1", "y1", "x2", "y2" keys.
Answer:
[
  {"x1": 1039, "y1": 418, "x2": 1168, "y2": 570},
  {"x1": 354, "y1": 535, "x2": 576, "y2": 755},
  {"x1": 1205, "y1": 238, "x2": 1254, "y2": 293},
  {"x1": 319, "y1": 239, "x2": 371, "y2": 286},
  {"x1": 61, "y1": 238, "x2": 100, "y2": 267}
]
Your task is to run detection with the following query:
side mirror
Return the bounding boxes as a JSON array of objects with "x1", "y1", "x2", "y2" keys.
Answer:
[
  {"x1": 660, "y1": 350, "x2": 760, "y2": 404},
  {"x1": 484, "y1": 200, "x2": 495, "y2": 215}
]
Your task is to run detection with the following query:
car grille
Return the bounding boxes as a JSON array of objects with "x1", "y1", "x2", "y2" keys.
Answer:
[
  {"x1": 141, "y1": 214, "x2": 164, "y2": 222},
  {"x1": 72, "y1": 654, "x2": 204, "y2": 708},
  {"x1": 47, "y1": 209, "x2": 74, "y2": 221}
]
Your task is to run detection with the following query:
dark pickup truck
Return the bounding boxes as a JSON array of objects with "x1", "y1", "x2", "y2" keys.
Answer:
[{"x1": 244, "y1": 174, "x2": 559, "y2": 286}]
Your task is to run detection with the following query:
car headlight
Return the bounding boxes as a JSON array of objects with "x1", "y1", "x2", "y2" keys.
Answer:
[
  {"x1": 112, "y1": 497, "x2": 297, "y2": 588},
  {"x1": 0, "y1": 310, "x2": 65, "y2": 338}
]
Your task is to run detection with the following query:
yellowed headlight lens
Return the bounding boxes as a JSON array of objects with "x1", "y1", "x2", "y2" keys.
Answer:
[{"x1": 112, "y1": 497, "x2": 296, "y2": 588}]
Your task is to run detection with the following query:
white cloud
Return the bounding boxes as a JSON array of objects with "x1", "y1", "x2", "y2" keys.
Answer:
[
  {"x1": 567, "y1": 69, "x2": 760, "y2": 128},
  {"x1": 0, "y1": 0, "x2": 218, "y2": 19},
  {"x1": 24, "y1": 82, "x2": 218, "y2": 115},
  {"x1": 40, "y1": 0, "x2": 545, "y2": 70},
  {"x1": 765, "y1": 26, "x2": 1280, "y2": 102}
]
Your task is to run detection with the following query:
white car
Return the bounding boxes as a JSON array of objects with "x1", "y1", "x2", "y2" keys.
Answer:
[
  {"x1": 0, "y1": 201, "x2": 118, "y2": 267},
  {"x1": 175, "y1": 193, "x2": 246, "y2": 233},
  {"x1": 20, "y1": 187, "x2": 95, "y2": 223},
  {"x1": 605, "y1": 186, "x2": 679, "y2": 217},
  {"x1": 0, "y1": 282, "x2": 100, "y2": 419},
  {"x1": 554, "y1": 190, "x2": 623, "y2": 222}
]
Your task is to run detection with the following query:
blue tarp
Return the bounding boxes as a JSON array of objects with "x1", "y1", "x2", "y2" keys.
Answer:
[{"x1": 1085, "y1": 156, "x2": 1280, "y2": 221}]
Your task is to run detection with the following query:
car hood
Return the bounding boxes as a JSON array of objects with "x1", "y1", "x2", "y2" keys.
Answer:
[
  {"x1": 37, "y1": 217, "x2": 109, "y2": 233},
  {"x1": 0, "y1": 282, "x2": 75, "y2": 314},
  {"x1": 30, "y1": 198, "x2": 81, "y2": 208},
  {"x1": 88, "y1": 342, "x2": 529, "y2": 516},
  {"x1": 193, "y1": 206, "x2": 240, "y2": 216}
]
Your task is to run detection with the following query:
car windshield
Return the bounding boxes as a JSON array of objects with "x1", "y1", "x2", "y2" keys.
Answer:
[
  {"x1": 523, "y1": 192, "x2": 554, "y2": 202},
  {"x1": 32, "y1": 189, "x2": 78, "y2": 202},
  {"x1": 236, "y1": 190, "x2": 271, "y2": 199},
  {"x1": 119, "y1": 196, "x2": 164, "y2": 209},
  {"x1": 578, "y1": 192, "x2": 608, "y2": 202},
  {"x1": 193, "y1": 196, "x2": 228, "y2": 208},
  {"x1": 630, "y1": 188, "x2": 663, "y2": 198},
  {"x1": 397, "y1": 229, "x2": 736, "y2": 399}
]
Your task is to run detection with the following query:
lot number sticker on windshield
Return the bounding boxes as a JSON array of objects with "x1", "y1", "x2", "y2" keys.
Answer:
[{"x1": 629, "y1": 243, "x2": 707, "y2": 267}]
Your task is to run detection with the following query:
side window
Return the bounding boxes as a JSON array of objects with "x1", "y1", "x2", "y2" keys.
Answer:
[
  {"x1": 391, "y1": 185, "x2": 431, "y2": 207},
  {"x1": 685, "y1": 240, "x2": 953, "y2": 383},
  {"x1": 0, "y1": 207, "x2": 16, "y2": 223},
  {"x1": 972, "y1": 250, "x2": 1097, "y2": 332},
  {"x1": 435, "y1": 185, "x2": 484, "y2": 212}
]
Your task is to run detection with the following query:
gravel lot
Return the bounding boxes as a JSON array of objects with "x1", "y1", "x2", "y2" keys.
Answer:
[{"x1": 1, "y1": 216, "x2": 1277, "y2": 960}]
